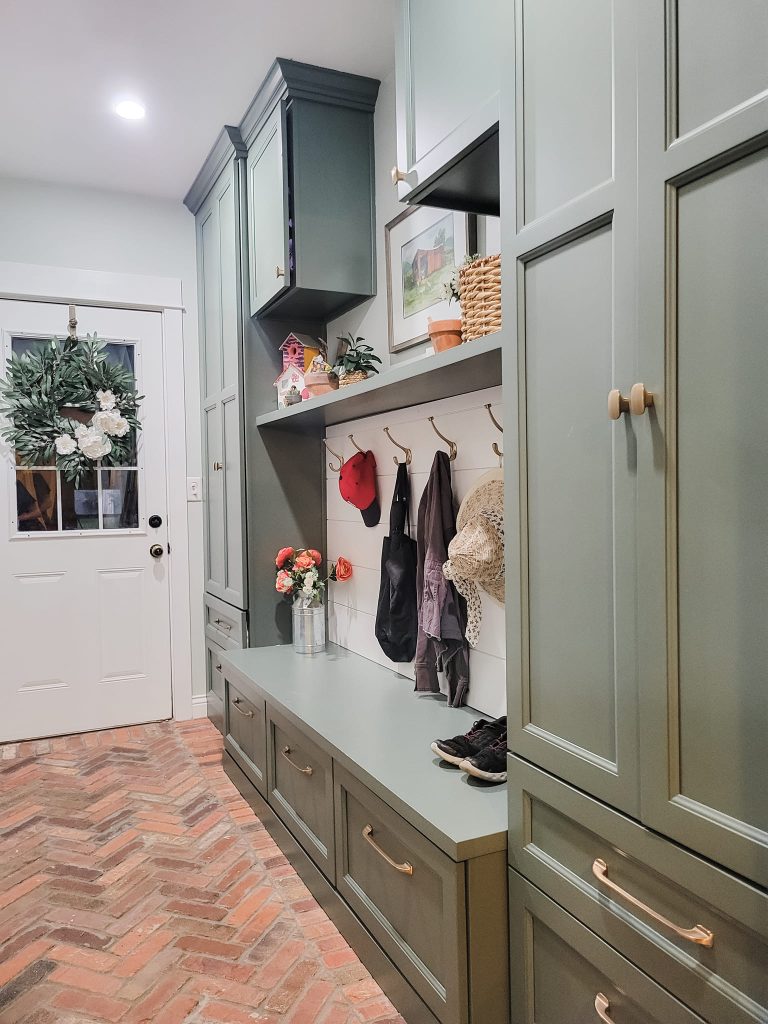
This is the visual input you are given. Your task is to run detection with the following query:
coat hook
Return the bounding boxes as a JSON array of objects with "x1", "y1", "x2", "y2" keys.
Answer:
[
  {"x1": 383, "y1": 426, "x2": 412, "y2": 466},
  {"x1": 428, "y1": 416, "x2": 457, "y2": 461},
  {"x1": 348, "y1": 433, "x2": 365, "y2": 454},
  {"x1": 67, "y1": 304, "x2": 77, "y2": 341},
  {"x1": 323, "y1": 439, "x2": 344, "y2": 473},
  {"x1": 485, "y1": 403, "x2": 503, "y2": 462}
]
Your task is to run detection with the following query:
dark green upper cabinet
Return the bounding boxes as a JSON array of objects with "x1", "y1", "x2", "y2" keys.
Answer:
[
  {"x1": 240, "y1": 59, "x2": 379, "y2": 323},
  {"x1": 393, "y1": 0, "x2": 502, "y2": 214}
]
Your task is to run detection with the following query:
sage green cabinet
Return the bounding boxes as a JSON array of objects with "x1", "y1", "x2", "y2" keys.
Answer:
[
  {"x1": 205, "y1": 637, "x2": 225, "y2": 735},
  {"x1": 393, "y1": 0, "x2": 501, "y2": 214},
  {"x1": 241, "y1": 59, "x2": 379, "y2": 322},
  {"x1": 226, "y1": 682, "x2": 267, "y2": 796}
]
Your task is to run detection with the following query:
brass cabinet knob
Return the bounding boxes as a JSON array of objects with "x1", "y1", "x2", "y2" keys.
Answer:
[
  {"x1": 629, "y1": 382, "x2": 654, "y2": 416},
  {"x1": 608, "y1": 389, "x2": 630, "y2": 420},
  {"x1": 213, "y1": 461, "x2": 223, "y2": 471},
  {"x1": 275, "y1": 265, "x2": 285, "y2": 278},
  {"x1": 391, "y1": 165, "x2": 407, "y2": 185}
]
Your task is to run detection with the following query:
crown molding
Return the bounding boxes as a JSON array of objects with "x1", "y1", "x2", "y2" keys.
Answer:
[{"x1": 183, "y1": 125, "x2": 247, "y2": 214}]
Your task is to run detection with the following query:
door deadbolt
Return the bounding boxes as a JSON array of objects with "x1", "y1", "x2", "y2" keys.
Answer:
[
  {"x1": 149, "y1": 544, "x2": 164, "y2": 559},
  {"x1": 148, "y1": 514, "x2": 162, "y2": 529}
]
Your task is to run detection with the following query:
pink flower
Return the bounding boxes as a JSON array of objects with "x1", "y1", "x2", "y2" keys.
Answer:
[
  {"x1": 293, "y1": 552, "x2": 315, "y2": 571},
  {"x1": 334, "y1": 557, "x2": 353, "y2": 581},
  {"x1": 275, "y1": 570, "x2": 294, "y2": 594},
  {"x1": 275, "y1": 547, "x2": 294, "y2": 568},
  {"x1": 307, "y1": 549, "x2": 322, "y2": 566}
]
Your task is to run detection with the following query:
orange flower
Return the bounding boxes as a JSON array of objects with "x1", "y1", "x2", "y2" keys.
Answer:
[
  {"x1": 335, "y1": 557, "x2": 353, "y2": 581},
  {"x1": 275, "y1": 546, "x2": 294, "y2": 568},
  {"x1": 307, "y1": 549, "x2": 323, "y2": 566},
  {"x1": 275, "y1": 570, "x2": 294, "y2": 594},
  {"x1": 294, "y1": 552, "x2": 315, "y2": 571}
]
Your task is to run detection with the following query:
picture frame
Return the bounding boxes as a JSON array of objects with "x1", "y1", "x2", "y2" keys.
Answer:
[{"x1": 385, "y1": 206, "x2": 476, "y2": 354}]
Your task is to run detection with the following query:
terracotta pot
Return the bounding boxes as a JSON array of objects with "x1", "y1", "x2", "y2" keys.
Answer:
[
  {"x1": 428, "y1": 318, "x2": 463, "y2": 352},
  {"x1": 304, "y1": 371, "x2": 339, "y2": 398}
]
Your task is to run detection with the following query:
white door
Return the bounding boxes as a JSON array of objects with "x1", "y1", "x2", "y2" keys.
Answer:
[{"x1": 0, "y1": 300, "x2": 173, "y2": 742}]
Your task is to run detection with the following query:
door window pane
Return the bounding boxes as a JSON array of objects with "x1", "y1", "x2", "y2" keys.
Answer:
[
  {"x1": 101, "y1": 470, "x2": 139, "y2": 529},
  {"x1": 16, "y1": 471, "x2": 58, "y2": 532},
  {"x1": 61, "y1": 471, "x2": 100, "y2": 531}
]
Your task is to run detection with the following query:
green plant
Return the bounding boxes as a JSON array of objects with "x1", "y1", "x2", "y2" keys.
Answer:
[{"x1": 334, "y1": 334, "x2": 382, "y2": 377}]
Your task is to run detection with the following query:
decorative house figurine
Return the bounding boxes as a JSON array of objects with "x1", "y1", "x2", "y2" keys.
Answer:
[
  {"x1": 274, "y1": 364, "x2": 306, "y2": 408},
  {"x1": 280, "y1": 333, "x2": 322, "y2": 373}
]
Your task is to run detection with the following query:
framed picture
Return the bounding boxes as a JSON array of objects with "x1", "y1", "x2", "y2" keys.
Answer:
[{"x1": 386, "y1": 206, "x2": 475, "y2": 353}]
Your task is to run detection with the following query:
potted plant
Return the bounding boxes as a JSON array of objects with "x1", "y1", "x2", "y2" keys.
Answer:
[
  {"x1": 303, "y1": 344, "x2": 339, "y2": 398},
  {"x1": 428, "y1": 254, "x2": 480, "y2": 352},
  {"x1": 334, "y1": 333, "x2": 382, "y2": 387}
]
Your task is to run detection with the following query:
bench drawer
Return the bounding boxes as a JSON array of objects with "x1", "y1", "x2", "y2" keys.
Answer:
[
  {"x1": 225, "y1": 682, "x2": 266, "y2": 795},
  {"x1": 334, "y1": 765, "x2": 466, "y2": 1024},
  {"x1": 267, "y1": 706, "x2": 335, "y2": 882},
  {"x1": 205, "y1": 638, "x2": 226, "y2": 735},
  {"x1": 205, "y1": 594, "x2": 247, "y2": 647},
  {"x1": 508, "y1": 756, "x2": 768, "y2": 1024},
  {"x1": 510, "y1": 870, "x2": 705, "y2": 1024}
]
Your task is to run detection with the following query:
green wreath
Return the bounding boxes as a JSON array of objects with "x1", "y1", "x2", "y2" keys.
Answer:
[{"x1": 0, "y1": 334, "x2": 143, "y2": 482}]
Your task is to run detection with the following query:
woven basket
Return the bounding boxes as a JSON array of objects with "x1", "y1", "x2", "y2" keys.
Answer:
[
  {"x1": 459, "y1": 254, "x2": 502, "y2": 342},
  {"x1": 338, "y1": 370, "x2": 369, "y2": 388}
]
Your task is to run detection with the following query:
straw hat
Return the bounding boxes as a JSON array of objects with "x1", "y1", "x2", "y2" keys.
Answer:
[{"x1": 442, "y1": 469, "x2": 504, "y2": 648}]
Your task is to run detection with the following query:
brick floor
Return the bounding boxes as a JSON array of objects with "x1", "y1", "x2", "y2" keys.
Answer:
[{"x1": 0, "y1": 720, "x2": 406, "y2": 1024}]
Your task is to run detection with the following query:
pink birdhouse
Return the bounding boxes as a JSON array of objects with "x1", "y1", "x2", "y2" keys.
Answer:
[{"x1": 279, "y1": 333, "x2": 322, "y2": 373}]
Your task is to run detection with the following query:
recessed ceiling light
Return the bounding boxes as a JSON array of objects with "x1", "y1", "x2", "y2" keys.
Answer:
[{"x1": 114, "y1": 99, "x2": 146, "y2": 120}]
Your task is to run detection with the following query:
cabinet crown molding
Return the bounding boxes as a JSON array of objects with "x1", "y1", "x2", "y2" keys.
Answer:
[{"x1": 183, "y1": 125, "x2": 246, "y2": 214}]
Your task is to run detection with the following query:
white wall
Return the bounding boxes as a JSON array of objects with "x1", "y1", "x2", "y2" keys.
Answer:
[
  {"x1": 326, "y1": 387, "x2": 506, "y2": 719},
  {"x1": 0, "y1": 175, "x2": 205, "y2": 702}
]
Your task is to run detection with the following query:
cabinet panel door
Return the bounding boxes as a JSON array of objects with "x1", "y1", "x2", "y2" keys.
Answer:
[
  {"x1": 637, "y1": 5, "x2": 768, "y2": 886},
  {"x1": 221, "y1": 389, "x2": 245, "y2": 609},
  {"x1": 203, "y1": 398, "x2": 225, "y2": 598},
  {"x1": 247, "y1": 105, "x2": 289, "y2": 316},
  {"x1": 198, "y1": 199, "x2": 223, "y2": 399}
]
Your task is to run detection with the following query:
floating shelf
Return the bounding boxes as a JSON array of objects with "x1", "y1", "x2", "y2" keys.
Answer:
[{"x1": 255, "y1": 332, "x2": 503, "y2": 431}]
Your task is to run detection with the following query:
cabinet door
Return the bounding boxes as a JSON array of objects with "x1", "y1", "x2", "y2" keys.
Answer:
[
  {"x1": 636, "y1": 3, "x2": 768, "y2": 887},
  {"x1": 504, "y1": 1, "x2": 641, "y2": 815},
  {"x1": 202, "y1": 392, "x2": 246, "y2": 609},
  {"x1": 205, "y1": 637, "x2": 225, "y2": 735},
  {"x1": 247, "y1": 104, "x2": 289, "y2": 316},
  {"x1": 394, "y1": 0, "x2": 501, "y2": 201}
]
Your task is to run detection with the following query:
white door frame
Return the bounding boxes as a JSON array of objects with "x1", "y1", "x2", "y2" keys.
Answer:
[{"x1": 0, "y1": 260, "x2": 193, "y2": 722}]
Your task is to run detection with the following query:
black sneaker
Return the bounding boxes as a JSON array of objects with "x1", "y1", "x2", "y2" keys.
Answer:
[
  {"x1": 431, "y1": 717, "x2": 506, "y2": 766},
  {"x1": 460, "y1": 734, "x2": 508, "y2": 783}
]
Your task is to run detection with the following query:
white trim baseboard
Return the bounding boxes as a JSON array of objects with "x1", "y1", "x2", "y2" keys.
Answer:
[{"x1": 190, "y1": 695, "x2": 209, "y2": 720}]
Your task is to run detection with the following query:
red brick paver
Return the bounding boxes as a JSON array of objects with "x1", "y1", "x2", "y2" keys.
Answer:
[{"x1": 0, "y1": 720, "x2": 406, "y2": 1023}]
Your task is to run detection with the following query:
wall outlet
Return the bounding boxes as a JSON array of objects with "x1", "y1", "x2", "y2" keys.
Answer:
[{"x1": 187, "y1": 477, "x2": 203, "y2": 501}]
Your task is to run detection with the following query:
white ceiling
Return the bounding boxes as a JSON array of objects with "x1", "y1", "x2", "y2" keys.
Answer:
[{"x1": 0, "y1": 0, "x2": 396, "y2": 201}]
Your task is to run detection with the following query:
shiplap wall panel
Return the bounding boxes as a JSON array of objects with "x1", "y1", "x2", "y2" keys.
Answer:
[{"x1": 325, "y1": 385, "x2": 505, "y2": 718}]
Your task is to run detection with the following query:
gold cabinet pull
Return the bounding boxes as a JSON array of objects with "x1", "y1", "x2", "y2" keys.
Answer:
[
  {"x1": 232, "y1": 697, "x2": 253, "y2": 718},
  {"x1": 592, "y1": 859, "x2": 714, "y2": 947},
  {"x1": 213, "y1": 618, "x2": 231, "y2": 631},
  {"x1": 608, "y1": 389, "x2": 630, "y2": 420},
  {"x1": 275, "y1": 266, "x2": 285, "y2": 278},
  {"x1": 215, "y1": 663, "x2": 222, "y2": 671},
  {"x1": 362, "y1": 824, "x2": 413, "y2": 876},
  {"x1": 213, "y1": 461, "x2": 223, "y2": 471},
  {"x1": 595, "y1": 993, "x2": 613, "y2": 1022},
  {"x1": 629, "y1": 382, "x2": 654, "y2": 416},
  {"x1": 282, "y1": 746, "x2": 313, "y2": 776},
  {"x1": 391, "y1": 165, "x2": 407, "y2": 185}
]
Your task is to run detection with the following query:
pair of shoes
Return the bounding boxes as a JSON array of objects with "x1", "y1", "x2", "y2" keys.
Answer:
[{"x1": 431, "y1": 716, "x2": 507, "y2": 783}]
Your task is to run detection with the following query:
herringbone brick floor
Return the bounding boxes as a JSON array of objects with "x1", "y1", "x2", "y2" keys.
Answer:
[{"x1": 0, "y1": 719, "x2": 406, "y2": 1024}]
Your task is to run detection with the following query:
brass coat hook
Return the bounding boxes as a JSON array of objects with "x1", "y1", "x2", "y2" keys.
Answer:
[
  {"x1": 67, "y1": 304, "x2": 77, "y2": 341},
  {"x1": 323, "y1": 439, "x2": 344, "y2": 473},
  {"x1": 485, "y1": 403, "x2": 503, "y2": 461},
  {"x1": 348, "y1": 433, "x2": 365, "y2": 454},
  {"x1": 383, "y1": 427, "x2": 412, "y2": 466},
  {"x1": 428, "y1": 416, "x2": 457, "y2": 461}
]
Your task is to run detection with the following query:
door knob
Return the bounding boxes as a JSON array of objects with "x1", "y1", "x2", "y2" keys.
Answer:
[
  {"x1": 608, "y1": 389, "x2": 630, "y2": 420},
  {"x1": 275, "y1": 266, "x2": 285, "y2": 278},
  {"x1": 630, "y1": 382, "x2": 654, "y2": 416},
  {"x1": 391, "y1": 166, "x2": 407, "y2": 185},
  {"x1": 213, "y1": 461, "x2": 223, "y2": 472},
  {"x1": 149, "y1": 544, "x2": 164, "y2": 559}
]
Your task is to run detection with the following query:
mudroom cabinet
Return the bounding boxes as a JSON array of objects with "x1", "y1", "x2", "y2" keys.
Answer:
[{"x1": 392, "y1": 0, "x2": 502, "y2": 213}]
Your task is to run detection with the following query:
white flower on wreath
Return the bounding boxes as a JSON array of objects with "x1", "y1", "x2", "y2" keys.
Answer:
[
  {"x1": 54, "y1": 434, "x2": 77, "y2": 456},
  {"x1": 74, "y1": 423, "x2": 89, "y2": 439},
  {"x1": 92, "y1": 409, "x2": 130, "y2": 437},
  {"x1": 77, "y1": 426, "x2": 112, "y2": 460},
  {"x1": 96, "y1": 389, "x2": 116, "y2": 410}
]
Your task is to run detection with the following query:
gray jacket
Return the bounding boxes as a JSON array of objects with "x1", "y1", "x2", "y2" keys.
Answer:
[{"x1": 415, "y1": 451, "x2": 470, "y2": 706}]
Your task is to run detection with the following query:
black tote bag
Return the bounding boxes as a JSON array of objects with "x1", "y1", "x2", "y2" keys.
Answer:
[{"x1": 375, "y1": 462, "x2": 418, "y2": 662}]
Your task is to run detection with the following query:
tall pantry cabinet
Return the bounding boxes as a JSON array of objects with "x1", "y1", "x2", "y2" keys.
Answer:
[{"x1": 502, "y1": 2, "x2": 768, "y2": 1022}]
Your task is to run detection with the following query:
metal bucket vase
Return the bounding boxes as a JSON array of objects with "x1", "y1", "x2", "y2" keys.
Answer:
[{"x1": 292, "y1": 598, "x2": 326, "y2": 655}]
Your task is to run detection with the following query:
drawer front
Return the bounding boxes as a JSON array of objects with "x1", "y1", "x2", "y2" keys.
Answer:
[
  {"x1": 266, "y1": 706, "x2": 334, "y2": 882},
  {"x1": 334, "y1": 765, "x2": 466, "y2": 1024},
  {"x1": 508, "y1": 756, "x2": 768, "y2": 1024},
  {"x1": 205, "y1": 638, "x2": 226, "y2": 735},
  {"x1": 205, "y1": 594, "x2": 246, "y2": 647},
  {"x1": 510, "y1": 871, "x2": 705, "y2": 1024},
  {"x1": 225, "y1": 682, "x2": 266, "y2": 795}
]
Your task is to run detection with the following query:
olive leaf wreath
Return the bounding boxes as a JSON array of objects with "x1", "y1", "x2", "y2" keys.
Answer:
[{"x1": 0, "y1": 334, "x2": 143, "y2": 483}]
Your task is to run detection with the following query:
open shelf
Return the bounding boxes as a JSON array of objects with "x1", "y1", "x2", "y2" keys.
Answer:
[{"x1": 255, "y1": 331, "x2": 503, "y2": 431}]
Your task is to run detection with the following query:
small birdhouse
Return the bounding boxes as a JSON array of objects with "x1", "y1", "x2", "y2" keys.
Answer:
[
  {"x1": 274, "y1": 364, "x2": 306, "y2": 409},
  {"x1": 279, "y1": 333, "x2": 322, "y2": 373}
]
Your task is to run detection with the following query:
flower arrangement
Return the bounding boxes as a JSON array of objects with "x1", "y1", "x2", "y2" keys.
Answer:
[
  {"x1": 443, "y1": 253, "x2": 481, "y2": 305},
  {"x1": 275, "y1": 547, "x2": 352, "y2": 606}
]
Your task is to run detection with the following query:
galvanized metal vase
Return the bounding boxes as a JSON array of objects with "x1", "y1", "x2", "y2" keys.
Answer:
[{"x1": 292, "y1": 597, "x2": 326, "y2": 655}]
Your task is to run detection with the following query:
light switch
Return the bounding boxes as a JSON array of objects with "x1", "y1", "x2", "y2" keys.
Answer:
[{"x1": 187, "y1": 477, "x2": 203, "y2": 501}]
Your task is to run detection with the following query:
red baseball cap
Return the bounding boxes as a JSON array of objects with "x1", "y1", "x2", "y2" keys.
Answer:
[{"x1": 339, "y1": 450, "x2": 381, "y2": 527}]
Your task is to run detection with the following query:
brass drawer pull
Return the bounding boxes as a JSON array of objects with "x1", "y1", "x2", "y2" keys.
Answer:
[
  {"x1": 362, "y1": 824, "x2": 413, "y2": 876},
  {"x1": 592, "y1": 858, "x2": 714, "y2": 947},
  {"x1": 232, "y1": 697, "x2": 253, "y2": 718},
  {"x1": 213, "y1": 618, "x2": 232, "y2": 631},
  {"x1": 608, "y1": 388, "x2": 630, "y2": 419},
  {"x1": 282, "y1": 746, "x2": 313, "y2": 775},
  {"x1": 595, "y1": 993, "x2": 612, "y2": 1022}
]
